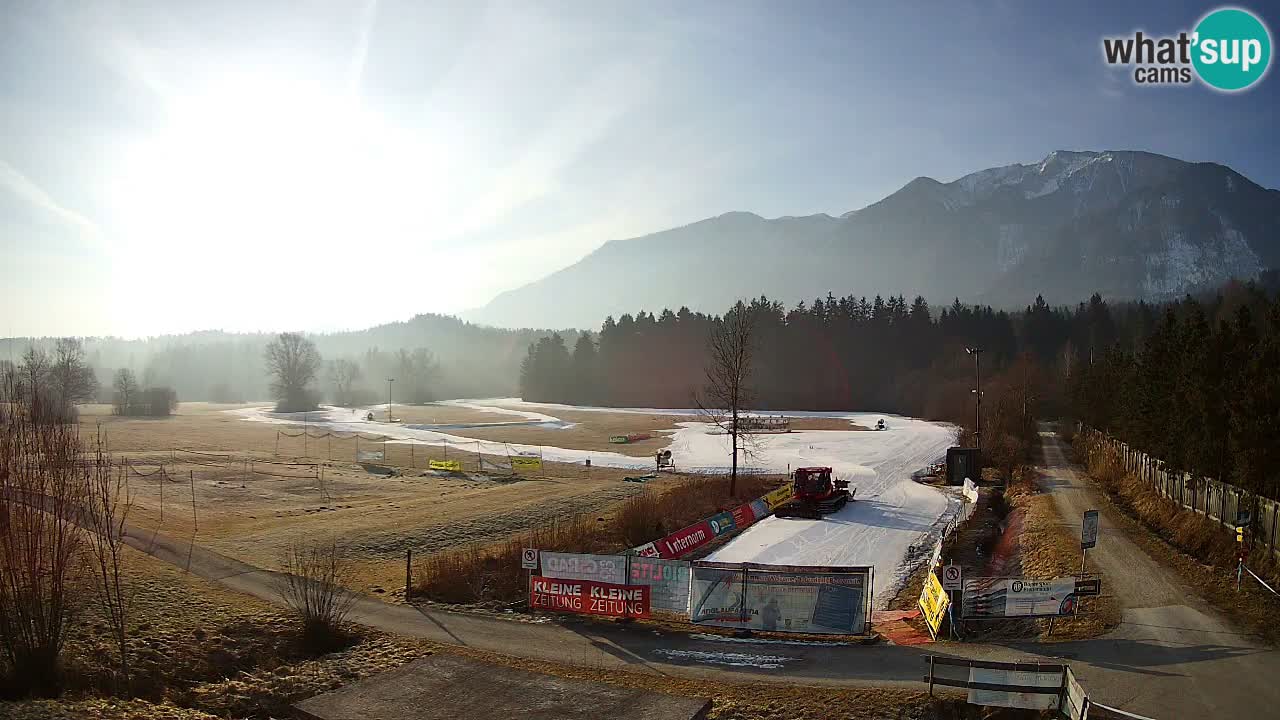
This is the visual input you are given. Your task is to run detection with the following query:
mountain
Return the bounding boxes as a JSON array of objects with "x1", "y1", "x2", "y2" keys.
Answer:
[{"x1": 465, "y1": 151, "x2": 1280, "y2": 329}]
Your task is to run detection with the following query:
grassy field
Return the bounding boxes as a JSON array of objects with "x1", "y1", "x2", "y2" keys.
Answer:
[{"x1": 73, "y1": 402, "x2": 745, "y2": 595}]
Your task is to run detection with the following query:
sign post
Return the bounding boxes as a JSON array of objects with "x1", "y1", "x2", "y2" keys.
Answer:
[
  {"x1": 522, "y1": 548, "x2": 539, "y2": 606},
  {"x1": 1236, "y1": 526, "x2": 1245, "y2": 591},
  {"x1": 1080, "y1": 510, "x2": 1099, "y2": 575},
  {"x1": 942, "y1": 564, "x2": 962, "y2": 591}
]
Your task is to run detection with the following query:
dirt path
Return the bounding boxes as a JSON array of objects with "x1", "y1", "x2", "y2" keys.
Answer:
[{"x1": 1031, "y1": 428, "x2": 1280, "y2": 717}]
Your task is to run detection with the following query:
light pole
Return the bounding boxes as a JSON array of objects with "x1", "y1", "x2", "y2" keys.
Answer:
[
  {"x1": 386, "y1": 378, "x2": 394, "y2": 422},
  {"x1": 965, "y1": 347, "x2": 982, "y2": 449}
]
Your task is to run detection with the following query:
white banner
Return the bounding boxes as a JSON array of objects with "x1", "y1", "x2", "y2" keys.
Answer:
[
  {"x1": 540, "y1": 552, "x2": 626, "y2": 585},
  {"x1": 963, "y1": 478, "x2": 979, "y2": 504},
  {"x1": 962, "y1": 577, "x2": 1078, "y2": 618}
]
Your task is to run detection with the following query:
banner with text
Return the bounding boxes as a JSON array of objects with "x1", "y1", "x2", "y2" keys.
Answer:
[
  {"x1": 540, "y1": 552, "x2": 691, "y2": 615},
  {"x1": 529, "y1": 576, "x2": 650, "y2": 619},
  {"x1": 429, "y1": 459, "x2": 462, "y2": 472},
  {"x1": 962, "y1": 577, "x2": 1078, "y2": 619},
  {"x1": 511, "y1": 456, "x2": 543, "y2": 471},
  {"x1": 689, "y1": 562, "x2": 872, "y2": 635}
]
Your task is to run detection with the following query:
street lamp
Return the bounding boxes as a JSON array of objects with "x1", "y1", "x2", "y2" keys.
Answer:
[
  {"x1": 386, "y1": 378, "x2": 394, "y2": 423},
  {"x1": 965, "y1": 347, "x2": 983, "y2": 449}
]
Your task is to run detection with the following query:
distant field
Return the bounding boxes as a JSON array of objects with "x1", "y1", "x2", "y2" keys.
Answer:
[{"x1": 75, "y1": 402, "x2": 696, "y2": 593}]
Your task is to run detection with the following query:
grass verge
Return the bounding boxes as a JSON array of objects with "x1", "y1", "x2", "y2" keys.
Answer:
[{"x1": 1072, "y1": 434, "x2": 1280, "y2": 645}]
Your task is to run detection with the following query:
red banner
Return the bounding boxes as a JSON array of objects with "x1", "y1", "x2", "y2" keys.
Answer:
[
  {"x1": 658, "y1": 520, "x2": 714, "y2": 558},
  {"x1": 529, "y1": 576, "x2": 650, "y2": 618},
  {"x1": 730, "y1": 504, "x2": 756, "y2": 531}
]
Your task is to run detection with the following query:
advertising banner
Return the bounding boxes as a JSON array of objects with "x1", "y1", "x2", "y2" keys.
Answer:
[
  {"x1": 656, "y1": 520, "x2": 714, "y2": 558},
  {"x1": 511, "y1": 456, "x2": 543, "y2": 471},
  {"x1": 730, "y1": 504, "x2": 757, "y2": 530},
  {"x1": 763, "y1": 484, "x2": 794, "y2": 510},
  {"x1": 962, "y1": 577, "x2": 1078, "y2": 619},
  {"x1": 627, "y1": 556, "x2": 692, "y2": 615},
  {"x1": 707, "y1": 511, "x2": 736, "y2": 536},
  {"x1": 529, "y1": 576, "x2": 650, "y2": 619},
  {"x1": 748, "y1": 499, "x2": 770, "y2": 521},
  {"x1": 429, "y1": 459, "x2": 462, "y2": 471},
  {"x1": 633, "y1": 541, "x2": 660, "y2": 558},
  {"x1": 540, "y1": 552, "x2": 690, "y2": 615},
  {"x1": 918, "y1": 571, "x2": 949, "y2": 638},
  {"x1": 690, "y1": 562, "x2": 871, "y2": 635},
  {"x1": 1082, "y1": 510, "x2": 1099, "y2": 549},
  {"x1": 540, "y1": 552, "x2": 626, "y2": 585},
  {"x1": 357, "y1": 450, "x2": 384, "y2": 461},
  {"x1": 963, "y1": 478, "x2": 979, "y2": 504}
]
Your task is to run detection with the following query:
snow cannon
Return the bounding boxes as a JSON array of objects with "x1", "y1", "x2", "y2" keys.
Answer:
[
  {"x1": 774, "y1": 467, "x2": 853, "y2": 519},
  {"x1": 876, "y1": 419, "x2": 887, "y2": 431}
]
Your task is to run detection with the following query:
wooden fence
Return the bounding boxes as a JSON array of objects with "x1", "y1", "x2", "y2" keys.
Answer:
[{"x1": 1082, "y1": 427, "x2": 1280, "y2": 563}]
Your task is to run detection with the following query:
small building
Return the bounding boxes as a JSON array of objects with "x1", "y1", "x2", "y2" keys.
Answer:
[{"x1": 946, "y1": 446, "x2": 981, "y2": 486}]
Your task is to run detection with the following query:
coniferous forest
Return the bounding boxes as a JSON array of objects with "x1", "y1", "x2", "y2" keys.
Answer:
[{"x1": 519, "y1": 280, "x2": 1280, "y2": 499}]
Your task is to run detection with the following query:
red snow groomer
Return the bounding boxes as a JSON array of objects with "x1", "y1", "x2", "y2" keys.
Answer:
[{"x1": 773, "y1": 466, "x2": 854, "y2": 519}]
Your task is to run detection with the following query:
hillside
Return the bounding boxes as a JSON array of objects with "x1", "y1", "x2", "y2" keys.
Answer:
[{"x1": 465, "y1": 151, "x2": 1280, "y2": 329}]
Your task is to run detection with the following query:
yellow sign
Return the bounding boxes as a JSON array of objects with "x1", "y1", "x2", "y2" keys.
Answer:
[
  {"x1": 918, "y1": 571, "x2": 950, "y2": 639},
  {"x1": 511, "y1": 456, "x2": 543, "y2": 471},
  {"x1": 429, "y1": 459, "x2": 462, "y2": 472},
  {"x1": 763, "y1": 483, "x2": 794, "y2": 510}
]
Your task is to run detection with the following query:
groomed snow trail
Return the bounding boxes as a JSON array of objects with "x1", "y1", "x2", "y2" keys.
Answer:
[{"x1": 232, "y1": 400, "x2": 955, "y2": 604}]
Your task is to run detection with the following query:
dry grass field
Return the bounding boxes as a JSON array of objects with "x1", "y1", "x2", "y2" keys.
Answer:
[{"x1": 74, "y1": 402, "x2": 725, "y2": 594}]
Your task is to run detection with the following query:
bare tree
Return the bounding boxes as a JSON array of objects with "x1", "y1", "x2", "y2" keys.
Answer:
[
  {"x1": 264, "y1": 333, "x2": 322, "y2": 412},
  {"x1": 112, "y1": 369, "x2": 139, "y2": 416},
  {"x1": 396, "y1": 348, "x2": 440, "y2": 404},
  {"x1": 695, "y1": 301, "x2": 759, "y2": 497},
  {"x1": 82, "y1": 432, "x2": 132, "y2": 687},
  {"x1": 275, "y1": 539, "x2": 357, "y2": 650},
  {"x1": 326, "y1": 358, "x2": 362, "y2": 407},
  {"x1": 49, "y1": 339, "x2": 99, "y2": 411},
  {"x1": 0, "y1": 401, "x2": 91, "y2": 695}
]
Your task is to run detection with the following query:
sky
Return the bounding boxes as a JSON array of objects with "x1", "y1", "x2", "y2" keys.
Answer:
[{"x1": 2, "y1": 0, "x2": 1277, "y2": 338}]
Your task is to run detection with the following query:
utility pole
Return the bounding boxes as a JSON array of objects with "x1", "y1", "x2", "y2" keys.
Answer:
[
  {"x1": 386, "y1": 378, "x2": 394, "y2": 423},
  {"x1": 966, "y1": 347, "x2": 983, "y2": 449}
]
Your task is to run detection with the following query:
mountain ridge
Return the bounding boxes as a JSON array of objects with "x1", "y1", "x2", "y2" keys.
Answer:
[{"x1": 464, "y1": 150, "x2": 1280, "y2": 329}]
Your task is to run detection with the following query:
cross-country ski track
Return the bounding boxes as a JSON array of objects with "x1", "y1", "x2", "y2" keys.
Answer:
[{"x1": 234, "y1": 399, "x2": 958, "y2": 603}]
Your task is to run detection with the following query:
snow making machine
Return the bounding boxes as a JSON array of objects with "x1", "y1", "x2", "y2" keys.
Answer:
[{"x1": 774, "y1": 466, "x2": 854, "y2": 519}]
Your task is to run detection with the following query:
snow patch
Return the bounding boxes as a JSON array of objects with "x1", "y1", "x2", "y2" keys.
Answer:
[
  {"x1": 687, "y1": 633, "x2": 851, "y2": 647},
  {"x1": 654, "y1": 648, "x2": 792, "y2": 669}
]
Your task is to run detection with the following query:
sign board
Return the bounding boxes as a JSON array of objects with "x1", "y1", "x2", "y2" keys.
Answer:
[
  {"x1": 968, "y1": 668, "x2": 1062, "y2": 710},
  {"x1": 511, "y1": 456, "x2": 543, "y2": 471},
  {"x1": 540, "y1": 552, "x2": 625, "y2": 584},
  {"x1": 608, "y1": 435, "x2": 628, "y2": 444},
  {"x1": 356, "y1": 450, "x2": 384, "y2": 461},
  {"x1": 690, "y1": 562, "x2": 871, "y2": 635},
  {"x1": 429, "y1": 459, "x2": 462, "y2": 472},
  {"x1": 627, "y1": 557, "x2": 692, "y2": 615},
  {"x1": 1082, "y1": 510, "x2": 1100, "y2": 550},
  {"x1": 529, "y1": 576, "x2": 650, "y2": 619},
  {"x1": 1237, "y1": 508, "x2": 1252, "y2": 527},
  {"x1": 962, "y1": 577, "x2": 1078, "y2": 619},
  {"x1": 1074, "y1": 577, "x2": 1101, "y2": 597},
  {"x1": 763, "y1": 483, "x2": 794, "y2": 510},
  {"x1": 520, "y1": 548, "x2": 539, "y2": 570},
  {"x1": 707, "y1": 511, "x2": 736, "y2": 536},
  {"x1": 942, "y1": 564, "x2": 963, "y2": 591},
  {"x1": 918, "y1": 572, "x2": 950, "y2": 638}
]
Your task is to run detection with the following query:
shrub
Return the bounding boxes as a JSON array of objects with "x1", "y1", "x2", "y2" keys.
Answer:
[{"x1": 274, "y1": 541, "x2": 357, "y2": 652}]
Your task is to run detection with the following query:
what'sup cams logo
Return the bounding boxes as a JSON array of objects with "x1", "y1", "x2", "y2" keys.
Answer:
[{"x1": 1103, "y1": 6, "x2": 1272, "y2": 91}]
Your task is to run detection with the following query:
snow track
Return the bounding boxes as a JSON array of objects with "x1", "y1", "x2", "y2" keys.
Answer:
[{"x1": 232, "y1": 400, "x2": 955, "y2": 604}]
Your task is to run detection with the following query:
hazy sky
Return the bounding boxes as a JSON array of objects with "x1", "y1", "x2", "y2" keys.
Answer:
[{"x1": 3, "y1": 1, "x2": 1277, "y2": 337}]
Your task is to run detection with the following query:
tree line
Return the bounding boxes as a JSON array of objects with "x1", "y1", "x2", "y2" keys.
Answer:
[
  {"x1": 519, "y1": 288, "x2": 1274, "y2": 477},
  {"x1": 1067, "y1": 282, "x2": 1280, "y2": 500}
]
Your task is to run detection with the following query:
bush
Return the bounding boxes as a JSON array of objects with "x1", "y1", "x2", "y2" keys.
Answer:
[{"x1": 274, "y1": 541, "x2": 357, "y2": 652}]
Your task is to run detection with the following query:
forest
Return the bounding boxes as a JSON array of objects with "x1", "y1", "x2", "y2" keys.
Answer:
[{"x1": 519, "y1": 282, "x2": 1280, "y2": 496}]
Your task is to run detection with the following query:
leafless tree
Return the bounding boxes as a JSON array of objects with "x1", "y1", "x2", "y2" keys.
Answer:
[
  {"x1": 396, "y1": 348, "x2": 440, "y2": 404},
  {"x1": 0, "y1": 401, "x2": 90, "y2": 696},
  {"x1": 112, "y1": 369, "x2": 139, "y2": 416},
  {"x1": 326, "y1": 358, "x2": 362, "y2": 407},
  {"x1": 275, "y1": 539, "x2": 357, "y2": 650},
  {"x1": 82, "y1": 431, "x2": 132, "y2": 687},
  {"x1": 695, "y1": 300, "x2": 760, "y2": 497},
  {"x1": 49, "y1": 339, "x2": 98, "y2": 411},
  {"x1": 264, "y1": 333, "x2": 322, "y2": 412}
]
